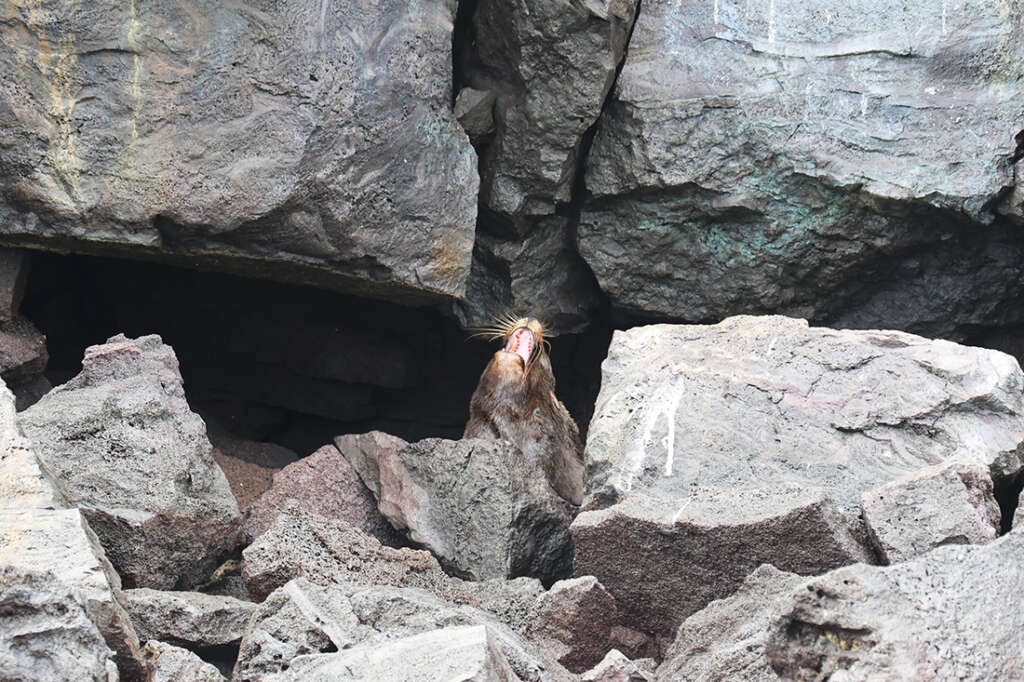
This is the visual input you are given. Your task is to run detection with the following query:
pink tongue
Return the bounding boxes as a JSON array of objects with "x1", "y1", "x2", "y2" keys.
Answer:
[{"x1": 505, "y1": 328, "x2": 534, "y2": 365}]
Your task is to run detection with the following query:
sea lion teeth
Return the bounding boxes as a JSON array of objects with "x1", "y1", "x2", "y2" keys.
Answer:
[{"x1": 465, "y1": 316, "x2": 585, "y2": 505}]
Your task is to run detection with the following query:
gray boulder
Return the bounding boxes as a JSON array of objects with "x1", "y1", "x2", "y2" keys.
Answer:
[
  {"x1": 18, "y1": 334, "x2": 241, "y2": 589},
  {"x1": 0, "y1": 568, "x2": 120, "y2": 682},
  {"x1": 572, "y1": 487, "x2": 873, "y2": 642},
  {"x1": 585, "y1": 316, "x2": 1024, "y2": 511},
  {"x1": 0, "y1": 508, "x2": 143, "y2": 680},
  {"x1": 122, "y1": 589, "x2": 256, "y2": 649},
  {"x1": 142, "y1": 641, "x2": 226, "y2": 682},
  {"x1": 861, "y1": 462, "x2": 1000, "y2": 563},
  {"x1": 766, "y1": 528, "x2": 1024, "y2": 680},
  {"x1": 233, "y1": 578, "x2": 571, "y2": 682},
  {"x1": 578, "y1": 0, "x2": 1024, "y2": 330},
  {"x1": 470, "y1": 0, "x2": 639, "y2": 218},
  {"x1": 345, "y1": 436, "x2": 576, "y2": 583},
  {"x1": 655, "y1": 564, "x2": 804, "y2": 682},
  {"x1": 243, "y1": 443, "x2": 399, "y2": 545},
  {"x1": 0, "y1": 318, "x2": 47, "y2": 391},
  {"x1": 276, "y1": 625, "x2": 519, "y2": 682},
  {"x1": 0, "y1": 0, "x2": 476, "y2": 303}
]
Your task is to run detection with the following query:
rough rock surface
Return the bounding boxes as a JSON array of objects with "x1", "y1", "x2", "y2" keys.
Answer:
[
  {"x1": 243, "y1": 443, "x2": 400, "y2": 545},
  {"x1": 453, "y1": 216, "x2": 604, "y2": 336},
  {"x1": 585, "y1": 316, "x2": 1024, "y2": 512},
  {"x1": 0, "y1": 380, "x2": 66, "y2": 509},
  {"x1": 332, "y1": 431, "x2": 410, "y2": 499},
  {"x1": 766, "y1": 529, "x2": 1024, "y2": 680},
  {"x1": 469, "y1": 0, "x2": 639, "y2": 217},
  {"x1": 18, "y1": 334, "x2": 241, "y2": 589},
  {"x1": 233, "y1": 578, "x2": 571, "y2": 682},
  {"x1": 0, "y1": 0, "x2": 476, "y2": 303},
  {"x1": 239, "y1": 505, "x2": 546, "y2": 633},
  {"x1": 276, "y1": 625, "x2": 519, "y2": 682},
  {"x1": 0, "y1": 508, "x2": 143, "y2": 680},
  {"x1": 861, "y1": 462, "x2": 1000, "y2": 564},
  {"x1": 572, "y1": 486, "x2": 873, "y2": 642},
  {"x1": 579, "y1": 0, "x2": 1024, "y2": 329},
  {"x1": 346, "y1": 436, "x2": 576, "y2": 583},
  {"x1": 0, "y1": 247, "x2": 27, "y2": 323},
  {"x1": 655, "y1": 564, "x2": 804, "y2": 682},
  {"x1": 209, "y1": 426, "x2": 297, "y2": 510},
  {"x1": 122, "y1": 588, "x2": 256, "y2": 649},
  {"x1": 0, "y1": 568, "x2": 120, "y2": 682},
  {"x1": 142, "y1": 640, "x2": 226, "y2": 682},
  {"x1": 582, "y1": 650, "x2": 655, "y2": 682},
  {"x1": 524, "y1": 576, "x2": 617, "y2": 673}
]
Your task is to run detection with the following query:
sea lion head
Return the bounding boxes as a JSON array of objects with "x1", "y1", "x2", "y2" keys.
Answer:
[{"x1": 487, "y1": 317, "x2": 547, "y2": 382}]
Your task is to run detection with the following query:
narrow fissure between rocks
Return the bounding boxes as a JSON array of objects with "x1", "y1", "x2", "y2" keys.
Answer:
[{"x1": 993, "y1": 469, "x2": 1023, "y2": 534}]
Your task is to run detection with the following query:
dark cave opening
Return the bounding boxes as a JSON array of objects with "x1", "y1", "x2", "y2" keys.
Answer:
[{"x1": 19, "y1": 251, "x2": 610, "y2": 460}]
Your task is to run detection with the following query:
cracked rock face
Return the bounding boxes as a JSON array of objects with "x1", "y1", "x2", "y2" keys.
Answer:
[
  {"x1": 18, "y1": 334, "x2": 241, "y2": 590},
  {"x1": 0, "y1": 0, "x2": 476, "y2": 302},
  {"x1": 579, "y1": 0, "x2": 1024, "y2": 329}
]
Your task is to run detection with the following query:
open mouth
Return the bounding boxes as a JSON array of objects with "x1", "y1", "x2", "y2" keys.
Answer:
[{"x1": 504, "y1": 327, "x2": 536, "y2": 367}]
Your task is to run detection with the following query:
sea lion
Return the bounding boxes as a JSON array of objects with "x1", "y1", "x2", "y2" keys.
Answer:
[{"x1": 464, "y1": 316, "x2": 585, "y2": 505}]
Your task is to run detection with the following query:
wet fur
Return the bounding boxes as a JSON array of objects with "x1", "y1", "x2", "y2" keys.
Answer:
[{"x1": 464, "y1": 319, "x2": 585, "y2": 505}]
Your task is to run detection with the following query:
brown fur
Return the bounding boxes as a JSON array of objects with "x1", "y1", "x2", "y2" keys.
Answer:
[{"x1": 464, "y1": 318, "x2": 585, "y2": 505}]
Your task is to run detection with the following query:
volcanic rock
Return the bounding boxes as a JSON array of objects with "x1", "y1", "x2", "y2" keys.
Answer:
[
  {"x1": 142, "y1": 641, "x2": 226, "y2": 682},
  {"x1": 122, "y1": 588, "x2": 256, "y2": 649},
  {"x1": 18, "y1": 334, "x2": 241, "y2": 589}
]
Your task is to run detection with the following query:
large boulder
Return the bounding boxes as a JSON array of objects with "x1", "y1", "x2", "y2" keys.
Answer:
[
  {"x1": 0, "y1": 0, "x2": 476, "y2": 303},
  {"x1": 578, "y1": 0, "x2": 1024, "y2": 331},
  {"x1": 243, "y1": 443, "x2": 399, "y2": 545},
  {"x1": 233, "y1": 577, "x2": 571, "y2": 682},
  {"x1": 142, "y1": 641, "x2": 226, "y2": 682},
  {"x1": 18, "y1": 334, "x2": 241, "y2": 589},
  {"x1": 765, "y1": 528, "x2": 1024, "y2": 680},
  {"x1": 585, "y1": 316, "x2": 1024, "y2": 511},
  {"x1": 0, "y1": 380, "x2": 66, "y2": 510},
  {"x1": 344, "y1": 436, "x2": 576, "y2": 583},
  {"x1": 572, "y1": 486, "x2": 873, "y2": 643},
  {"x1": 0, "y1": 508, "x2": 144, "y2": 680},
  {"x1": 524, "y1": 576, "x2": 618, "y2": 673},
  {"x1": 575, "y1": 316, "x2": 1024, "y2": 641}
]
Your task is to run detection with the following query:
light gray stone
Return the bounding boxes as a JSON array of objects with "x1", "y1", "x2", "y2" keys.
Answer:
[
  {"x1": 655, "y1": 564, "x2": 804, "y2": 682},
  {"x1": 0, "y1": 0, "x2": 476, "y2": 303},
  {"x1": 0, "y1": 508, "x2": 143, "y2": 680},
  {"x1": 333, "y1": 430, "x2": 410, "y2": 499},
  {"x1": 861, "y1": 462, "x2": 1000, "y2": 563},
  {"x1": 349, "y1": 437, "x2": 575, "y2": 583},
  {"x1": 579, "y1": 0, "x2": 1024, "y2": 330},
  {"x1": 581, "y1": 650, "x2": 654, "y2": 682},
  {"x1": 572, "y1": 486, "x2": 873, "y2": 642},
  {"x1": 122, "y1": 589, "x2": 255, "y2": 649},
  {"x1": 0, "y1": 568, "x2": 120, "y2": 682},
  {"x1": 0, "y1": 380, "x2": 66, "y2": 510},
  {"x1": 278, "y1": 625, "x2": 519, "y2": 682},
  {"x1": 18, "y1": 334, "x2": 241, "y2": 589},
  {"x1": 142, "y1": 641, "x2": 226, "y2": 682},
  {"x1": 766, "y1": 529, "x2": 1024, "y2": 680},
  {"x1": 585, "y1": 317, "x2": 1024, "y2": 513},
  {"x1": 233, "y1": 578, "x2": 571, "y2": 682}
]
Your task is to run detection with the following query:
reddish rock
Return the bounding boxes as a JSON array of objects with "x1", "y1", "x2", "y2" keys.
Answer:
[
  {"x1": 243, "y1": 443, "x2": 400, "y2": 545},
  {"x1": 525, "y1": 576, "x2": 618, "y2": 673},
  {"x1": 208, "y1": 427, "x2": 297, "y2": 511}
]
